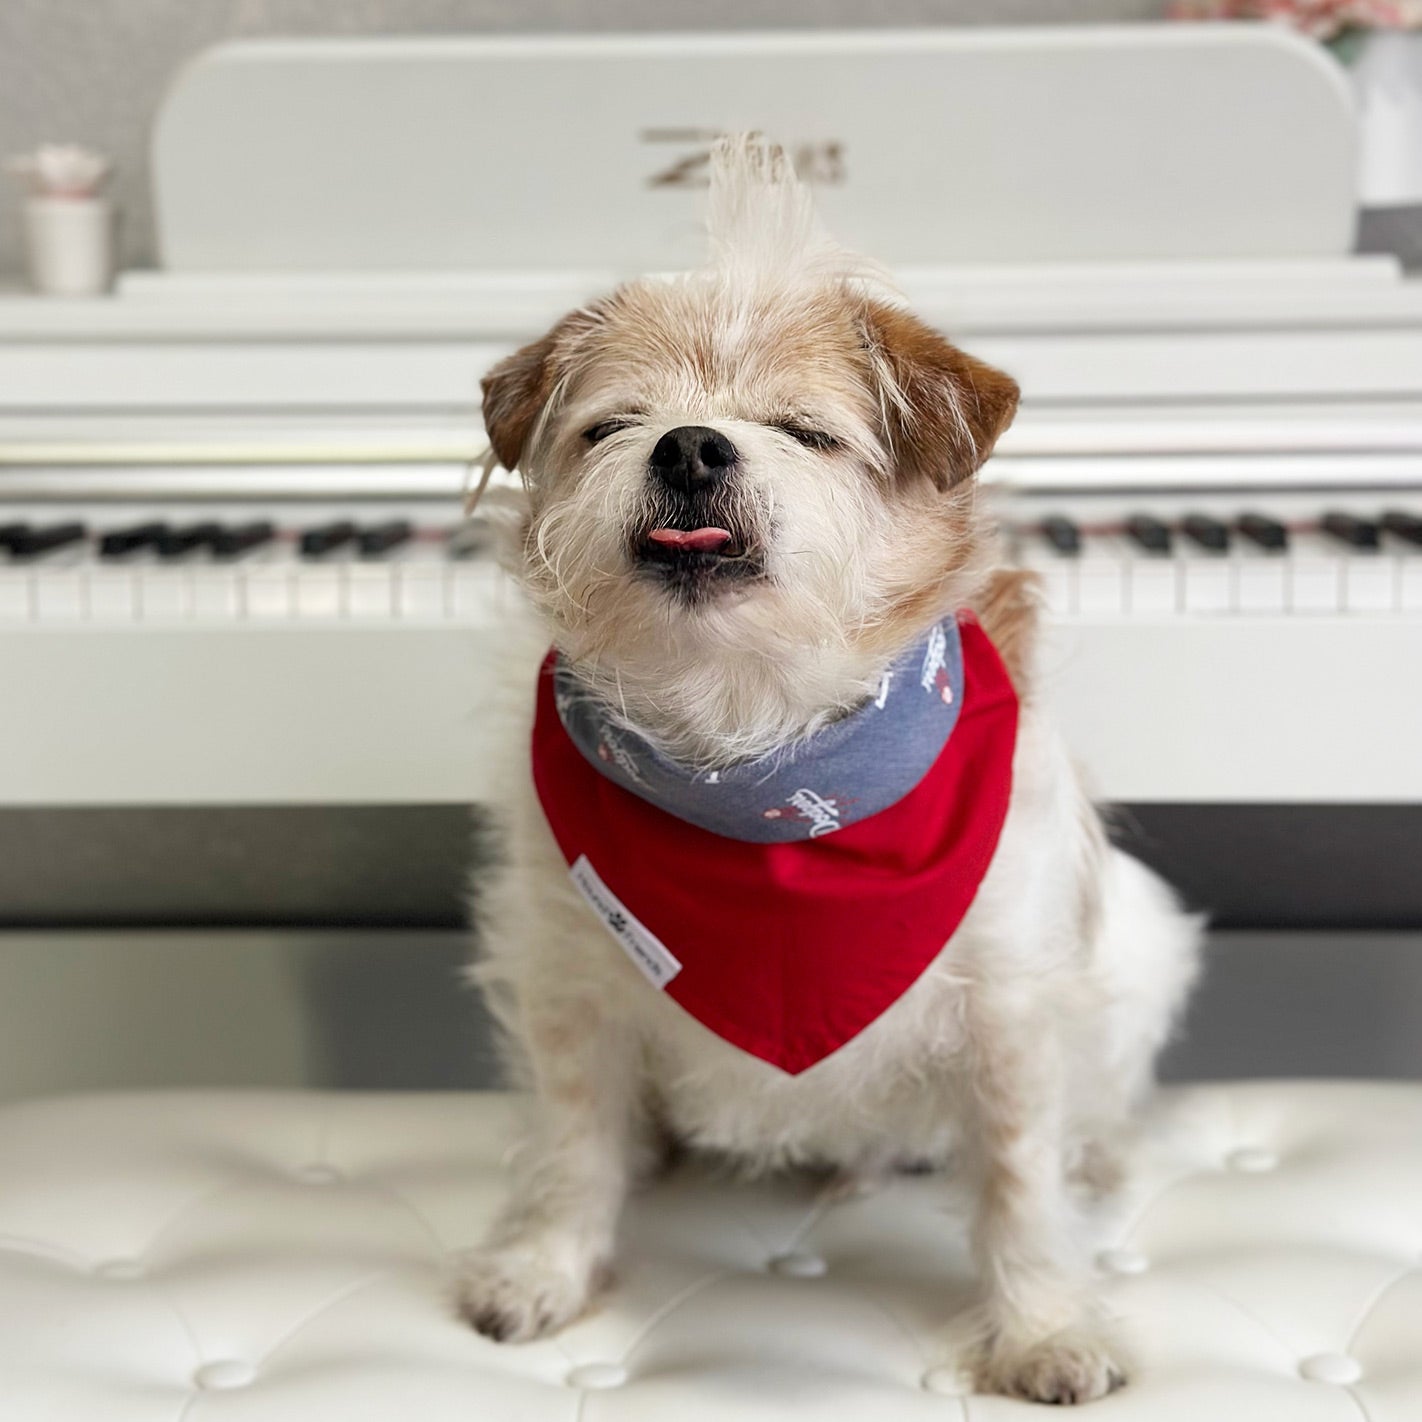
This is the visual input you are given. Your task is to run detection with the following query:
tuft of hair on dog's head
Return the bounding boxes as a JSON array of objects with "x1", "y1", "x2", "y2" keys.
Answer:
[
  {"x1": 482, "y1": 134, "x2": 1017, "y2": 490},
  {"x1": 479, "y1": 132, "x2": 1020, "y2": 762}
]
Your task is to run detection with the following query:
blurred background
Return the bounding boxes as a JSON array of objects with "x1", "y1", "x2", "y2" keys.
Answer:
[{"x1": 1, "y1": 1, "x2": 1420, "y2": 1104}]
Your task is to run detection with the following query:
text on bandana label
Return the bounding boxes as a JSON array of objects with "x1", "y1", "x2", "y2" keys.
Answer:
[{"x1": 570, "y1": 854, "x2": 683, "y2": 989}]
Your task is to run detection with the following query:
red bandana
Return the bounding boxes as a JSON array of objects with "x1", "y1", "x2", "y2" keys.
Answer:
[{"x1": 531, "y1": 618, "x2": 1019, "y2": 1075}]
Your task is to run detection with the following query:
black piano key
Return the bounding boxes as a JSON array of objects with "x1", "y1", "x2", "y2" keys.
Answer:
[
  {"x1": 446, "y1": 521, "x2": 493, "y2": 560},
  {"x1": 0, "y1": 522, "x2": 29, "y2": 553},
  {"x1": 1237, "y1": 512, "x2": 1289, "y2": 552},
  {"x1": 1321, "y1": 511, "x2": 1380, "y2": 551},
  {"x1": 1040, "y1": 515, "x2": 1081, "y2": 556},
  {"x1": 1125, "y1": 514, "x2": 1172, "y2": 555},
  {"x1": 357, "y1": 519, "x2": 413, "y2": 557},
  {"x1": 11, "y1": 522, "x2": 86, "y2": 558},
  {"x1": 99, "y1": 521, "x2": 168, "y2": 558},
  {"x1": 300, "y1": 520, "x2": 358, "y2": 557},
  {"x1": 156, "y1": 521, "x2": 223, "y2": 558},
  {"x1": 1381, "y1": 510, "x2": 1422, "y2": 547},
  {"x1": 1182, "y1": 513, "x2": 1230, "y2": 553},
  {"x1": 212, "y1": 520, "x2": 276, "y2": 558}
]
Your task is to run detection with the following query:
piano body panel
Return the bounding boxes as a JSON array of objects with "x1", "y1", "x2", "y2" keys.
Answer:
[
  {"x1": 970, "y1": 328, "x2": 1422, "y2": 404},
  {"x1": 0, "y1": 26, "x2": 1416, "y2": 934},
  {"x1": 0, "y1": 624, "x2": 504, "y2": 808},
  {"x1": 6, "y1": 327, "x2": 1422, "y2": 414},
  {"x1": 0, "y1": 341, "x2": 501, "y2": 412},
  {"x1": 0, "y1": 598, "x2": 1415, "y2": 808},
  {"x1": 18, "y1": 252, "x2": 1422, "y2": 334},
  {"x1": 1039, "y1": 617, "x2": 1422, "y2": 805}
]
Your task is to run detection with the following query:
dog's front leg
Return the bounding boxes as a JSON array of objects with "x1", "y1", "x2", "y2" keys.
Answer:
[
  {"x1": 455, "y1": 992, "x2": 640, "y2": 1343},
  {"x1": 959, "y1": 1006, "x2": 1125, "y2": 1404}
]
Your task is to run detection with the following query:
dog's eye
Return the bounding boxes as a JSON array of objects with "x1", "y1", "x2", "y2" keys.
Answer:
[
  {"x1": 583, "y1": 419, "x2": 634, "y2": 445},
  {"x1": 774, "y1": 422, "x2": 840, "y2": 452}
]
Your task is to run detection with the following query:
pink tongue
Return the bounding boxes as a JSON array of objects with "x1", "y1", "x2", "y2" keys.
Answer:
[{"x1": 647, "y1": 526, "x2": 733, "y2": 552}]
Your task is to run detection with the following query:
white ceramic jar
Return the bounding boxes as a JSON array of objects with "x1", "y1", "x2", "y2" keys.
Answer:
[{"x1": 21, "y1": 193, "x2": 116, "y2": 297}]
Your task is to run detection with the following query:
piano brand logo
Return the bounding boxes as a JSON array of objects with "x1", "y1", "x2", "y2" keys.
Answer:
[{"x1": 641, "y1": 129, "x2": 845, "y2": 189}]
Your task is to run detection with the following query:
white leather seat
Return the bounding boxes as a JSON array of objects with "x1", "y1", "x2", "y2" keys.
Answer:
[{"x1": 1, "y1": 1081, "x2": 1419, "y2": 1419}]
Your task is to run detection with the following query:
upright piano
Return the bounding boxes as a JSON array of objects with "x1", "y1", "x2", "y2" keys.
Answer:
[{"x1": 0, "y1": 25, "x2": 1418, "y2": 931}]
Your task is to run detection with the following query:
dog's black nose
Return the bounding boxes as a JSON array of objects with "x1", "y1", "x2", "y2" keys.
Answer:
[{"x1": 649, "y1": 426, "x2": 738, "y2": 494}]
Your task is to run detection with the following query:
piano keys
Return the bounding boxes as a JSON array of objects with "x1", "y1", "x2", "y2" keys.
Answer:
[
  {"x1": 0, "y1": 501, "x2": 1417, "y2": 625},
  {"x1": 1015, "y1": 504, "x2": 1422, "y2": 617},
  {"x1": 212, "y1": 520, "x2": 275, "y2": 559},
  {"x1": 0, "y1": 507, "x2": 497, "y2": 625},
  {"x1": 6, "y1": 522, "x2": 85, "y2": 560}
]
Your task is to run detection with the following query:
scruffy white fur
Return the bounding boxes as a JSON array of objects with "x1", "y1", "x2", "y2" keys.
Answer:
[{"x1": 458, "y1": 137, "x2": 1201, "y2": 1405}]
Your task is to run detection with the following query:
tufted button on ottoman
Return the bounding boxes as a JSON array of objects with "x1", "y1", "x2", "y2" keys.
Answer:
[{"x1": 3, "y1": 1082, "x2": 1422, "y2": 1419}]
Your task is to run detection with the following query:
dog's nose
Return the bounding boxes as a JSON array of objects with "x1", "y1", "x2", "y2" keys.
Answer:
[{"x1": 648, "y1": 426, "x2": 738, "y2": 494}]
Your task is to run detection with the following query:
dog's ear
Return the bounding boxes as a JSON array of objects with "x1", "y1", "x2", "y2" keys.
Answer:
[
  {"x1": 480, "y1": 333, "x2": 556, "y2": 473},
  {"x1": 481, "y1": 308, "x2": 600, "y2": 472},
  {"x1": 858, "y1": 300, "x2": 1019, "y2": 490}
]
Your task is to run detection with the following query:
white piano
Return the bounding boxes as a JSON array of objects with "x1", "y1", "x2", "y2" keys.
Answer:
[{"x1": 0, "y1": 25, "x2": 1418, "y2": 845}]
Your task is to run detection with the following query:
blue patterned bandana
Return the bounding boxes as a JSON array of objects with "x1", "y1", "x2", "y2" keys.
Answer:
[{"x1": 551, "y1": 619, "x2": 966, "y2": 844}]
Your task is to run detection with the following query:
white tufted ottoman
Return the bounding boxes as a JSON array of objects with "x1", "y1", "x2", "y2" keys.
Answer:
[{"x1": 2, "y1": 1083, "x2": 1420, "y2": 1419}]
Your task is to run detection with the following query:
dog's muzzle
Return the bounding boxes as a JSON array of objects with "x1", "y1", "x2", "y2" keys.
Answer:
[{"x1": 633, "y1": 426, "x2": 762, "y2": 600}]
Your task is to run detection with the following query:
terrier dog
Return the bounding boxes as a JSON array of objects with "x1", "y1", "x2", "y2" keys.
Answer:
[{"x1": 458, "y1": 135, "x2": 1201, "y2": 1405}]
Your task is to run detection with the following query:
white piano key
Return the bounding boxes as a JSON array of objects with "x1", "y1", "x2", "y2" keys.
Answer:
[
  {"x1": 191, "y1": 569, "x2": 241, "y2": 619},
  {"x1": 1017, "y1": 549, "x2": 1074, "y2": 617},
  {"x1": 449, "y1": 563, "x2": 498, "y2": 621},
  {"x1": 1288, "y1": 537, "x2": 1344, "y2": 614},
  {"x1": 1128, "y1": 556, "x2": 1179, "y2": 614},
  {"x1": 0, "y1": 572, "x2": 32, "y2": 621},
  {"x1": 1181, "y1": 555, "x2": 1232, "y2": 614},
  {"x1": 1075, "y1": 540, "x2": 1127, "y2": 616},
  {"x1": 295, "y1": 567, "x2": 346, "y2": 619},
  {"x1": 245, "y1": 566, "x2": 295, "y2": 620},
  {"x1": 1343, "y1": 555, "x2": 1397, "y2": 614},
  {"x1": 34, "y1": 570, "x2": 86, "y2": 621},
  {"x1": 1235, "y1": 553, "x2": 1288, "y2": 614},
  {"x1": 138, "y1": 569, "x2": 190, "y2": 620},
  {"x1": 88, "y1": 570, "x2": 138, "y2": 621},
  {"x1": 346, "y1": 564, "x2": 395, "y2": 619},
  {"x1": 396, "y1": 566, "x2": 447, "y2": 619},
  {"x1": 1400, "y1": 556, "x2": 1422, "y2": 613},
  {"x1": 1039, "y1": 562, "x2": 1075, "y2": 617}
]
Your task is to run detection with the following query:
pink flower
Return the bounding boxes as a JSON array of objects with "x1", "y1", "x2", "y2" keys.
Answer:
[
  {"x1": 1169, "y1": 0, "x2": 1422, "y2": 34},
  {"x1": 5, "y1": 144, "x2": 112, "y2": 198}
]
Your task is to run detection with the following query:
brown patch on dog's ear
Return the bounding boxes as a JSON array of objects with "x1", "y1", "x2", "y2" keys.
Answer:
[
  {"x1": 480, "y1": 330, "x2": 560, "y2": 473},
  {"x1": 859, "y1": 300, "x2": 1019, "y2": 489},
  {"x1": 480, "y1": 308, "x2": 600, "y2": 472}
]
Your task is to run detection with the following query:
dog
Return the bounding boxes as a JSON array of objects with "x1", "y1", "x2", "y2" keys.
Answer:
[{"x1": 457, "y1": 135, "x2": 1201, "y2": 1405}]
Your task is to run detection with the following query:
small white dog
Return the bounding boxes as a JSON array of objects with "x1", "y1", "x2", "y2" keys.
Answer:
[{"x1": 459, "y1": 135, "x2": 1201, "y2": 1405}]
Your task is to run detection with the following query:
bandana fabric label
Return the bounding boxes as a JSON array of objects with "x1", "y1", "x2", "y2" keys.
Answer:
[
  {"x1": 532, "y1": 617, "x2": 1019, "y2": 1075},
  {"x1": 568, "y1": 854, "x2": 683, "y2": 989}
]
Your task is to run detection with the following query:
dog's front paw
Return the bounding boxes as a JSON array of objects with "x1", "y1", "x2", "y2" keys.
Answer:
[
  {"x1": 453, "y1": 1243, "x2": 597, "y2": 1343},
  {"x1": 971, "y1": 1326, "x2": 1126, "y2": 1406}
]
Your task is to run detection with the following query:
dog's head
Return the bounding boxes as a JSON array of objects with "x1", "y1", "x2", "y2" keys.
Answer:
[{"x1": 482, "y1": 137, "x2": 1018, "y2": 756}]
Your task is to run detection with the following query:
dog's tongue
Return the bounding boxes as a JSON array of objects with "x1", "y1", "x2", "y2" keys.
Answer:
[{"x1": 647, "y1": 526, "x2": 733, "y2": 552}]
